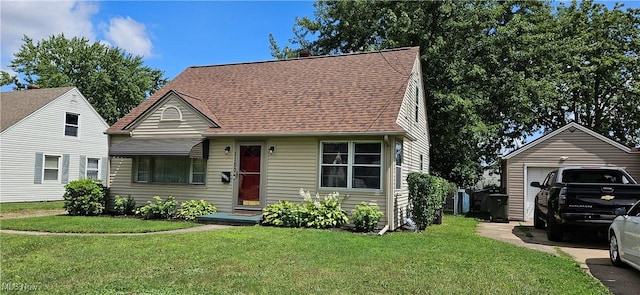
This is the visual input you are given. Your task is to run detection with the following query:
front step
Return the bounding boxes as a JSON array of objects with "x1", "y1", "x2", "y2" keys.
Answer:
[{"x1": 196, "y1": 212, "x2": 262, "y2": 225}]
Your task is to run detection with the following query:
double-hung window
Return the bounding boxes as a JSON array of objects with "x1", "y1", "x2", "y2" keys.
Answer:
[
  {"x1": 134, "y1": 157, "x2": 205, "y2": 185},
  {"x1": 65, "y1": 113, "x2": 79, "y2": 137},
  {"x1": 43, "y1": 155, "x2": 61, "y2": 182},
  {"x1": 86, "y1": 158, "x2": 100, "y2": 179},
  {"x1": 395, "y1": 140, "x2": 403, "y2": 190},
  {"x1": 320, "y1": 141, "x2": 382, "y2": 190}
]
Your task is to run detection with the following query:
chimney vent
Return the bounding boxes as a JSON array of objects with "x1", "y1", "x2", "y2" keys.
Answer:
[
  {"x1": 299, "y1": 49, "x2": 312, "y2": 58},
  {"x1": 27, "y1": 84, "x2": 40, "y2": 90}
]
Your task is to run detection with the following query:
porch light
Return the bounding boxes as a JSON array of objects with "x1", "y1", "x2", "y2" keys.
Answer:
[
  {"x1": 269, "y1": 146, "x2": 275, "y2": 154},
  {"x1": 224, "y1": 146, "x2": 231, "y2": 154}
]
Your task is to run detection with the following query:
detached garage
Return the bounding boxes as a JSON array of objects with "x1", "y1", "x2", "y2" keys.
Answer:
[{"x1": 501, "y1": 122, "x2": 640, "y2": 221}]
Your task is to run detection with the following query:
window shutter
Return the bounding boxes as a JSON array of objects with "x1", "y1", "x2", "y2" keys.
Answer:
[
  {"x1": 62, "y1": 154, "x2": 70, "y2": 184},
  {"x1": 34, "y1": 153, "x2": 43, "y2": 184},
  {"x1": 79, "y1": 155, "x2": 86, "y2": 179},
  {"x1": 101, "y1": 157, "x2": 109, "y2": 186}
]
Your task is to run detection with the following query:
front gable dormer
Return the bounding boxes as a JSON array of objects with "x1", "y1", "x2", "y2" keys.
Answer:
[{"x1": 126, "y1": 91, "x2": 218, "y2": 136}]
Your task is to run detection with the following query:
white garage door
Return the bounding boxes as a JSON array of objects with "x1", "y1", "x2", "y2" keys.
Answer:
[{"x1": 524, "y1": 167, "x2": 556, "y2": 221}]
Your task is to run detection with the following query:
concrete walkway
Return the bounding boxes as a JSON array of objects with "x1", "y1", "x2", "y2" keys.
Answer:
[
  {"x1": 0, "y1": 224, "x2": 232, "y2": 236},
  {"x1": 477, "y1": 220, "x2": 640, "y2": 295}
]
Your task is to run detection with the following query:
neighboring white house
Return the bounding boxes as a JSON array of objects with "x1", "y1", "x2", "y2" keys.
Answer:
[{"x1": 0, "y1": 86, "x2": 109, "y2": 203}]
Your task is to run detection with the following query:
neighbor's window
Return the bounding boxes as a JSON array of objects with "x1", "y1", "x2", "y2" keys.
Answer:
[
  {"x1": 134, "y1": 157, "x2": 205, "y2": 184},
  {"x1": 86, "y1": 158, "x2": 100, "y2": 179},
  {"x1": 395, "y1": 140, "x2": 403, "y2": 190},
  {"x1": 320, "y1": 141, "x2": 382, "y2": 190},
  {"x1": 43, "y1": 155, "x2": 61, "y2": 182},
  {"x1": 65, "y1": 113, "x2": 79, "y2": 137}
]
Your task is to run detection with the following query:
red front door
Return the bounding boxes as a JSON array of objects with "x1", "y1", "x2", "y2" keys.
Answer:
[{"x1": 238, "y1": 145, "x2": 261, "y2": 207}]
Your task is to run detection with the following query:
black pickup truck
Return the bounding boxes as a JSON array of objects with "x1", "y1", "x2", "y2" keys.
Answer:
[{"x1": 531, "y1": 166, "x2": 640, "y2": 241}]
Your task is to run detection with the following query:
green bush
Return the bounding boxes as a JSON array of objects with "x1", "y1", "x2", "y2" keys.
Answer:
[
  {"x1": 351, "y1": 202, "x2": 384, "y2": 232},
  {"x1": 407, "y1": 173, "x2": 453, "y2": 230},
  {"x1": 262, "y1": 200, "x2": 303, "y2": 227},
  {"x1": 137, "y1": 196, "x2": 177, "y2": 220},
  {"x1": 63, "y1": 179, "x2": 106, "y2": 216},
  {"x1": 113, "y1": 195, "x2": 137, "y2": 216},
  {"x1": 176, "y1": 200, "x2": 217, "y2": 221},
  {"x1": 261, "y1": 189, "x2": 349, "y2": 229},
  {"x1": 299, "y1": 189, "x2": 349, "y2": 229}
]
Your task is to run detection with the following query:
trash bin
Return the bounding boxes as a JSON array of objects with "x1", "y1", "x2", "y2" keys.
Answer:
[{"x1": 489, "y1": 194, "x2": 509, "y2": 223}]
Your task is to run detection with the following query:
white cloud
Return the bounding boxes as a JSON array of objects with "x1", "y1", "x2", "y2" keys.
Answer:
[
  {"x1": 0, "y1": 0, "x2": 98, "y2": 69},
  {"x1": 102, "y1": 16, "x2": 153, "y2": 57}
]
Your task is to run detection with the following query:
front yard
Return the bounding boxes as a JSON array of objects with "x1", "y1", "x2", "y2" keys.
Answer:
[{"x1": 0, "y1": 216, "x2": 608, "y2": 294}]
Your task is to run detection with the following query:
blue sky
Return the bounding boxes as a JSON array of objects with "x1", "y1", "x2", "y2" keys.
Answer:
[
  {"x1": 0, "y1": 0, "x2": 316, "y2": 85},
  {"x1": 2, "y1": 1, "x2": 639, "y2": 84}
]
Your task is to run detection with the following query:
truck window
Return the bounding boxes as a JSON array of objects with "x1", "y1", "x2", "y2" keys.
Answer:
[
  {"x1": 561, "y1": 169, "x2": 626, "y2": 183},
  {"x1": 543, "y1": 172, "x2": 556, "y2": 186}
]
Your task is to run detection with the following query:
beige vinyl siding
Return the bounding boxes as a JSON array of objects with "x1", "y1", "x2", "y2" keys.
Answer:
[
  {"x1": 264, "y1": 138, "x2": 317, "y2": 203},
  {"x1": 130, "y1": 94, "x2": 212, "y2": 136},
  {"x1": 392, "y1": 55, "x2": 430, "y2": 228},
  {"x1": 108, "y1": 139, "x2": 235, "y2": 211},
  {"x1": 0, "y1": 88, "x2": 109, "y2": 203},
  {"x1": 505, "y1": 128, "x2": 639, "y2": 221}
]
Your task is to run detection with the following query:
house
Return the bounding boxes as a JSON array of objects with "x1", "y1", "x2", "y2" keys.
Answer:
[
  {"x1": 500, "y1": 122, "x2": 640, "y2": 221},
  {"x1": 0, "y1": 86, "x2": 109, "y2": 203},
  {"x1": 106, "y1": 47, "x2": 428, "y2": 229}
]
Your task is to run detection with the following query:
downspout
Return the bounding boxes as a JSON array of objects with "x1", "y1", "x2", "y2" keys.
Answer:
[{"x1": 379, "y1": 135, "x2": 393, "y2": 236}]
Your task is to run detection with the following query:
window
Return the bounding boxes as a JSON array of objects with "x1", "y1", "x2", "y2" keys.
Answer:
[
  {"x1": 161, "y1": 106, "x2": 182, "y2": 121},
  {"x1": 65, "y1": 113, "x2": 79, "y2": 137},
  {"x1": 86, "y1": 158, "x2": 100, "y2": 179},
  {"x1": 134, "y1": 157, "x2": 205, "y2": 184},
  {"x1": 320, "y1": 141, "x2": 382, "y2": 190},
  {"x1": 395, "y1": 140, "x2": 403, "y2": 190},
  {"x1": 420, "y1": 154, "x2": 423, "y2": 171},
  {"x1": 43, "y1": 155, "x2": 61, "y2": 182},
  {"x1": 415, "y1": 86, "x2": 419, "y2": 123}
]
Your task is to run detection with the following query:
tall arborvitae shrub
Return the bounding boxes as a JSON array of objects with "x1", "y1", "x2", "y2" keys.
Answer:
[{"x1": 407, "y1": 173, "x2": 452, "y2": 230}]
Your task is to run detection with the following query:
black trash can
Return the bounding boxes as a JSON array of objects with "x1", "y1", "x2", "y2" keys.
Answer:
[{"x1": 489, "y1": 194, "x2": 509, "y2": 223}]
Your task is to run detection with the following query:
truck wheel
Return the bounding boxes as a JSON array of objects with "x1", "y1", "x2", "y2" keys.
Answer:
[
  {"x1": 533, "y1": 207, "x2": 545, "y2": 229},
  {"x1": 546, "y1": 214, "x2": 563, "y2": 242},
  {"x1": 609, "y1": 232, "x2": 624, "y2": 267}
]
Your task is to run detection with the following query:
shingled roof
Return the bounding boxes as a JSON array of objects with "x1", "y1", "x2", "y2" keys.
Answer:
[
  {"x1": 1, "y1": 86, "x2": 75, "y2": 132},
  {"x1": 108, "y1": 47, "x2": 420, "y2": 136}
]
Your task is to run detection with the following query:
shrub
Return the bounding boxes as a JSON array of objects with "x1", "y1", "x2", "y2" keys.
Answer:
[
  {"x1": 176, "y1": 200, "x2": 217, "y2": 221},
  {"x1": 407, "y1": 173, "x2": 452, "y2": 230},
  {"x1": 137, "y1": 196, "x2": 177, "y2": 220},
  {"x1": 351, "y1": 202, "x2": 384, "y2": 232},
  {"x1": 113, "y1": 195, "x2": 137, "y2": 215},
  {"x1": 262, "y1": 201, "x2": 303, "y2": 227},
  {"x1": 63, "y1": 179, "x2": 106, "y2": 216},
  {"x1": 299, "y1": 189, "x2": 349, "y2": 229}
]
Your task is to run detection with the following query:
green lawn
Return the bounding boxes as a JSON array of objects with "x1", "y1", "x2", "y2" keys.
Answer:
[
  {"x1": 0, "y1": 201, "x2": 65, "y2": 213},
  {"x1": 0, "y1": 215, "x2": 200, "y2": 233},
  {"x1": 0, "y1": 216, "x2": 608, "y2": 294}
]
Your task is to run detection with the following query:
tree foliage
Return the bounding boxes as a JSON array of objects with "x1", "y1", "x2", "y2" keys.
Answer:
[
  {"x1": 271, "y1": 0, "x2": 640, "y2": 186},
  {"x1": 8, "y1": 34, "x2": 167, "y2": 125}
]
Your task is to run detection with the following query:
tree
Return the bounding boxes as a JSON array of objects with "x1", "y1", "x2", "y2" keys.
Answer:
[
  {"x1": 0, "y1": 71, "x2": 18, "y2": 87},
  {"x1": 271, "y1": 0, "x2": 640, "y2": 186},
  {"x1": 8, "y1": 34, "x2": 167, "y2": 125}
]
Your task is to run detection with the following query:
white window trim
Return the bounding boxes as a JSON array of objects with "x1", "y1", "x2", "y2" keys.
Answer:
[
  {"x1": 395, "y1": 140, "x2": 403, "y2": 191},
  {"x1": 160, "y1": 105, "x2": 183, "y2": 121},
  {"x1": 319, "y1": 140, "x2": 383, "y2": 191},
  {"x1": 64, "y1": 112, "x2": 80, "y2": 138},
  {"x1": 86, "y1": 157, "x2": 101, "y2": 180},
  {"x1": 189, "y1": 158, "x2": 206, "y2": 185},
  {"x1": 42, "y1": 154, "x2": 61, "y2": 183},
  {"x1": 134, "y1": 157, "x2": 150, "y2": 183}
]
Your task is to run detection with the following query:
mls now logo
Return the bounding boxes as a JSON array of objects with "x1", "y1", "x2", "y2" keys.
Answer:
[{"x1": 1, "y1": 282, "x2": 39, "y2": 291}]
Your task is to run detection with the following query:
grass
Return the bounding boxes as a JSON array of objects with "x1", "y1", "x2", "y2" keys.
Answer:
[
  {"x1": 0, "y1": 216, "x2": 201, "y2": 233},
  {"x1": 0, "y1": 216, "x2": 609, "y2": 294},
  {"x1": 0, "y1": 201, "x2": 65, "y2": 213}
]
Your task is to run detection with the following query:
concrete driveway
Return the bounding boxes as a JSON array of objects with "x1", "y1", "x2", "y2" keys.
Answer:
[{"x1": 477, "y1": 221, "x2": 640, "y2": 295}]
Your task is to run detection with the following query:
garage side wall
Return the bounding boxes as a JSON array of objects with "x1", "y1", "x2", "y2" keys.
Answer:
[{"x1": 505, "y1": 128, "x2": 639, "y2": 221}]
